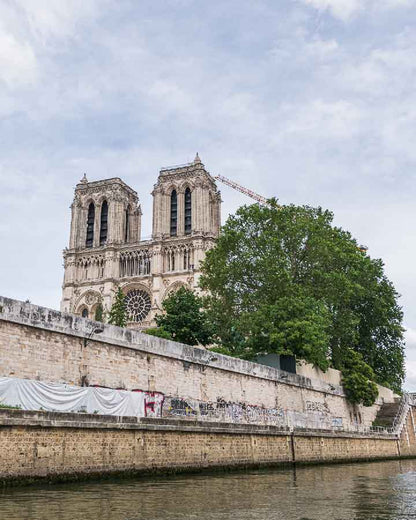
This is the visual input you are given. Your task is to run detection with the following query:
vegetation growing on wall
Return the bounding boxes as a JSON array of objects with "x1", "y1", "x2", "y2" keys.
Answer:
[{"x1": 200, "y1": 202, "x2": 405, "y2": 405}]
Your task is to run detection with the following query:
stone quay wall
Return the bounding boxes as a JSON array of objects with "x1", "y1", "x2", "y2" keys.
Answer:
[
  {"x1": 0, "y1": 297, "x2": 395, "y2": 431},
  {"x1": 1, "y1": 408, "x2": 415, "y2": 484},
  {"x1": 0, "y1": 296, "x2": 414, "y2": 484}
]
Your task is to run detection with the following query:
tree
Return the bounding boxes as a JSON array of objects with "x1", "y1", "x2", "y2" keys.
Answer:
[
  {"x1": 200, "y1": 202, "x2": 405, "y2": 401},
  {"x1": 240, "y1": 296, "x2": 331, "y2": 371},
  {"x1": 144, "y1": 327, "x2": 172, "y2": 340},
  {"x1": 94, "y1": 301, "x2": 104, "y2": 322},
  {"x1": 108, "y1": 288, "x2": 127, "y2": 328},
  {"x1": 341, "y1": 349, "x2": 379, "y2": 406},
  {"x1": 155, "y1": 286, "x2": 213, "y2": 346}
]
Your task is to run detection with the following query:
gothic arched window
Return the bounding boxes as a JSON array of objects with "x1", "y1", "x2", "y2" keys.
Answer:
[
  {"x1": 86, "y1": 203, "x2": 95, "y2": 248},
  {"x1": 99, "y1": 200, "x2": 108, "y2": 246},
  {"x1": 125, "y1": 205, "x2": 130, "y2": 242},
  {"x1": 185, "y1": 188, "x2": 192, "y2": 235},
  {"x1": 170, "y1": 190, "x2": 177, "y2": 236},
  {"x1": 81, "y1": 308, "x2": 88, "y2": 318}
]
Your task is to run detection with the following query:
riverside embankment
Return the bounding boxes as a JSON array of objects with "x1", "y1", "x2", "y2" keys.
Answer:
[
  {"x1": 1, "y1": 406, "x2": 416, "y2": 485},
  {"x1": 1, "y1": 296, "x2": 415, "y2": 484}
]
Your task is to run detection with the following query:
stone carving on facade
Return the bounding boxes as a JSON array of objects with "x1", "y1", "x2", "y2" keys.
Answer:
[
  {"x1": 85, "y1": 293, "x2": 98, "y2": 305},
  {"x1": 74, "y1": 290, "x2": 102, "y2": 314},
  {"x1": 162, "y1": 280, "x2": 190, "y2": 301}
]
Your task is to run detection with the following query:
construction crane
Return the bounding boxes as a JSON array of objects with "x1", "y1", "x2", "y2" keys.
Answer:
[{"x1": 214, "y1": 174, "x2": 271, "y2": 207}]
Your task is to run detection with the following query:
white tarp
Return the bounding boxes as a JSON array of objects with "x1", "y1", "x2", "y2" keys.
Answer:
[{"x1": 0, "y1": 377, "x2": 145, "y2": 417}]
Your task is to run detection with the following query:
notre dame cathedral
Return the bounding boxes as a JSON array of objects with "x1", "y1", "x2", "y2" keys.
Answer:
[{"x1": 61, "y1": 154, "x2": 222, "y2": 329}]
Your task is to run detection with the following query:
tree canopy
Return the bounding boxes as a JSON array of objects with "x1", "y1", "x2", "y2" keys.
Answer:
[
  {"x1": 155, "y1": 286, "x2": 213, "y2": 346},
  {"x1": 200, "y1": 202, "x2": 405, "y2": 399}
]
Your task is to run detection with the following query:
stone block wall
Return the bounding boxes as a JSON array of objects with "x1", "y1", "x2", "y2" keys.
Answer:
[
  {"x1": 1, "y1": 408, "x2": 414, "y2": 484},
  {"x1": 294, "y1": 433, "x2": 398, "y2": 462},
  {"x1": 0, "y1": 297, "x2": 395, "y2": 431},
  {"x1": 398, "y1": 407, "x2": 416, "y2": 458}
]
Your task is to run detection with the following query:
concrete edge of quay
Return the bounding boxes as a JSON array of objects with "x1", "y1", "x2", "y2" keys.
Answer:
[
  {"x1": 2, "y1": 408, "x2": 413, "y2": 487},
  {"x1": 0, "y1": 408, "x2": 397, "y2": 439}
]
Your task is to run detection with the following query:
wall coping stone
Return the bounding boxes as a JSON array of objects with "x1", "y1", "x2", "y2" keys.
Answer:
[
  {"x1": 0, "y1": 408, "x2": 397, "y2": 440},
  {"x1": 0, "y1": 296, "x2": 345, "y2": 396}
]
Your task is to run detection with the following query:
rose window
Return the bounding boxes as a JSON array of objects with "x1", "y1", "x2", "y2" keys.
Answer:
[{"x1": 125, "y1": 289, "x2": 152, "y2": 322}]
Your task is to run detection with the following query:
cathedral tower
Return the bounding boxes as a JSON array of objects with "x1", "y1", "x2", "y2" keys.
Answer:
[
  {"x1": 151, "y1": 153, "x2": 221, "y2": 240},
  {"x1": 61, "y1": 155, "x2": 221, "y2": 329}
]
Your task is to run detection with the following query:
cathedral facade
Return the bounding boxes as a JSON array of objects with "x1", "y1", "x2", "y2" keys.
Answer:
[{"x1": 61, "y1": 154, "x2": 221, "y2": 329}]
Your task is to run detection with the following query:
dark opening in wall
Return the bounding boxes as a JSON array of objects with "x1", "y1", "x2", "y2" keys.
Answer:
[
  {"x1": 185, "y1": 188, "x2": 192, "y2": 235},
  {"x1": 86, "y1": 203, "x2": 95, "y2": 248},
  {"x1": 170, "y1": 190, "x2": 177, "y2": 236},
  {"x1": 99, "y1": 201, "x2": 108, "y2": 246},
  {"x1": 125, "y1": 205, "x2": 130, "y2": 242}
]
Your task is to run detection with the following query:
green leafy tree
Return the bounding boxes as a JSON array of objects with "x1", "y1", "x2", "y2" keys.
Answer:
[
  {"x1": 200, "y1": 202, "x2": 405, "y2": 400},
  {"x1": 155, "y1": 286, "x2": 213, "y2": 346},
  {"x1": 108, "y1": 288, "x2": 127, "y2": 328},
  {"x1": 240, "y1": 297, "x2": 331, "y2": 371},
  {"x1": 144, "y1": 327, "x2": 172, "y2": 340},
  {"x1": 341, "y1": 349, "x2": 379, "y2": 406},
  {"x1": 94, "y1": 301, "x2": 104, "y2": 322}
]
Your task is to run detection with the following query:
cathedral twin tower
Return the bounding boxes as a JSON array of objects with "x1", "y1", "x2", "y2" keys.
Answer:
[{"x1": 61, "y1": 154, "x2": 221, "y2": 328}]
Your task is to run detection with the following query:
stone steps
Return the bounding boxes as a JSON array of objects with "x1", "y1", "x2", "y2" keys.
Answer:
[{"x1": 373, "y1": 400, "x2": 401, "y2": 428}]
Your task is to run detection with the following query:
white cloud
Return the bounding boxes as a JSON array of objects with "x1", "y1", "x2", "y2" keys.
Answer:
[
  {"x1": 0, "y1": 0, "x2": 106, "y2": 90},
  {"x1": 0, "y1": 32, "x2": 37, "y2": 87},
  {"x1": 281, "y1": 99, "x2": 363, "y2": 139},
  {"x1": 403, "y1": 327, "x2": 416, "y2": 391},
  {"x1": 405, "y1": 327, "x2": 416, "y2": 349},
  {"x1": 299, "y1": 0, "x2": 416, "y2": 20},
  {"x1": 12, "y1": 0, "x2": 105, "y2": 40},
  {"x1": 305, "y1": 38, "x2": 339, "y2": 58},
  {"x1": 300, "y1": 0, "x2": 363, "y2": 20}
]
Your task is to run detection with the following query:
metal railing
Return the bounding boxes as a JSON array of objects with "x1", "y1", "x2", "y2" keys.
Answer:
[
  {"x1": 160, "y1": 162, "x2": 192, "y2": 171},
  {"x1": 392, "y1": 393, "x2": 411, "y2": 434},
  {"x1": 291, "y1": 393, "x2": 412, "y2": 437}
]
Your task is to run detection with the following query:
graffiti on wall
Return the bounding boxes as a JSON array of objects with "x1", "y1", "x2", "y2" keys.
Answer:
[
  {"x1": 165, "y1": 397, "x2": 198, "y2": 417},
  {"x1": 132, "y1": 389, "x2": 164, "y2": 417},
  {"x1": 83, "y1": 387, "x2": 346, "y2": 429},
  {"x1": 163, "y1": 396, "x2": 285, "y2": 426},
  {"x1": 305, "y1": 401, "x2": 330, "y2": 414}
]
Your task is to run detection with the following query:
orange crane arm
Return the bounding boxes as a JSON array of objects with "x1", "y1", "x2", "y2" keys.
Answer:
[{"x1": 214, "y1": 174, "x2": 271, "y2": 207}]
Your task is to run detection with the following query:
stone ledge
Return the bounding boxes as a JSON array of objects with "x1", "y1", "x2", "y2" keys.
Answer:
[{"x1": 0, "y1": 409, "x2": 396, "y2": 440}]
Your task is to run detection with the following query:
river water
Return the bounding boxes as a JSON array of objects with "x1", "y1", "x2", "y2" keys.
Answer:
[{"x1": 1, "y1": 460, "x2": 416, "y2": 520}]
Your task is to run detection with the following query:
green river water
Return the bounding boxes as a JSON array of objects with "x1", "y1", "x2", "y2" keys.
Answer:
[{"x1": 1, "y1": 459, "x2": 416, "y2": 520}]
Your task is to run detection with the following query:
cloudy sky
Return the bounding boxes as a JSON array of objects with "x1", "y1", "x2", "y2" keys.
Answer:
[{"x1": 1, "y1": 0, "x2": 416, "y2": 388}]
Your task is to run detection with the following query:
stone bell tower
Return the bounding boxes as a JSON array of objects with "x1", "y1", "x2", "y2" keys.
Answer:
[
  {"x1": 61, "y1": 176, "x2": 142, "y2": 318},
  {"x1": 151, "y1": 153, "x2": 221, "y2": 240},
  {"x1": 148, "y1": 153, "x2": 222, "y2": 313}
]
